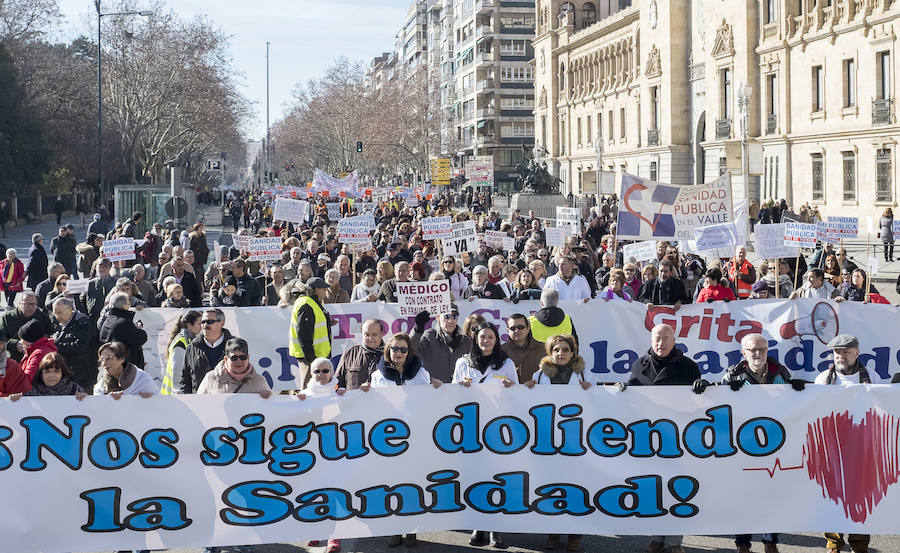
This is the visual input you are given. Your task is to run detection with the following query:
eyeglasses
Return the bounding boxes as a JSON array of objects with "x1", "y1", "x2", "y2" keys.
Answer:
[
  {"x1": 744, "y1": 348, "x2": 767, "y2": 354},
  {"x1": 313, "y1": 369, "x2": 332, "y2": 374},
  {"x1": 228, "y1": 354, "x2": 248, "y2": 361},
  {"x1": 201, "y1": 320, "x2": 219, "y2": 325},
  {"x1": 508, "y1": 324, "x2": 527, "y2": 331},
  {"x1": 390, "y1": 346, "x2": 409, "y2": 354}
]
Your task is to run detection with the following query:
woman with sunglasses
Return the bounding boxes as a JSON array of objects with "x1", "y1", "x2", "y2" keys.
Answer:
[
  {"x1": 8, "y1": 352, "x2": 87, "y2": 401},
  {"x1": 196, "y1": 337, "x2": 271, "y2": 398},
  {"x1": 362, "y1": 333, "x2": 440, "y2": 548},
  {"x1": 44, "y1": 273, "x2": 70, "y2": 311},
  {"x1": 453, "y1": 322, "x2": 515, "y2": 549}
]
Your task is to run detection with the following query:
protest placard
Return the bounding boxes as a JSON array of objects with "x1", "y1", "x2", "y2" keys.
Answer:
[
  {"x1": 893, "y1": 220, "x2": 900, "y2": 240},
  {"x1": 396, "y1": 280, "x2": 451, "y2": 317},
  {"x1": 102, "y1": 238, "x2": 136, "y2": 262},
  {"x1": 232, "y1": 234, "x2": 251, "y2": 251},
  {"x1": 556, "y1": 207, "x2": 581, "y2": 234},
  {"x1": 622, "y1": 240, "x2": 657, "y2": 263},
  {"x1": 337, "y1": 213, "x2": 376, "y2": 244},
  {"x1": 502, "y1": 236, "x2": 516, "y2": 252},
  {"x1": 442, "y1": 221, "x2": 478, "y2": 255},
  {"x1": 545, "y1": 226, "x2": 568, "y2": 247},
  {"x1": 484, "y1": 230, "x2": 507, "y2": 249},
  {"x1": 868, "y1": 256, "x2": 879, "y2": 277},
  {"x1": 783, "y1": 222, "x2": 818, "y2": 248},
  {"x1": 694, "y1": 222, "x2": 741, "y2": 252},
  {"x1": 827, "y1": 216, "x2": 858, "y2": 239},
  {"x1": 65, "y1": 278, "x2": 89, "y2": 296},
  {"x1": 816, "y1": 222, "x2": 840, "y2": 245},
  {"x1": 327, "y1": 203, "x2": 341, "y2": 222},
  {"x1": 422, "y1": 216, "x2": 453, "y2": 241},
  {"x1": 754, "y1": 224, "x2": 797, "y2": 259},
  {"x1": 349, "y1": 241, "x2": 371, "y2": 254},
  {"x1": 272, "y1": 198, "x2": 309, "y2": 223},
  {"x1": 247, "y1": 237, "x2": 283, "y2": 262}
]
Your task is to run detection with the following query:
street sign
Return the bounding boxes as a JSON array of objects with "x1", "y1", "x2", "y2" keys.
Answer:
[
  {"x1": 430, "y1": 157, "x2": 452, "y2": 186},
  {"x1": 465, "y1": 156, "x2": 494, "y2": 188},
  {"x1": 205, "y1": 160, "x2": 223, "y2": 172},
  {"x1": 165, "y1": 197, "x2": 189, "y2": 219}
]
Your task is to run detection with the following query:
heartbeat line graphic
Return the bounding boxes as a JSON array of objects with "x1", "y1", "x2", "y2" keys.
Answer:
[{"x1": 744, "y1": 409, "x2": 900, "y2": 523}]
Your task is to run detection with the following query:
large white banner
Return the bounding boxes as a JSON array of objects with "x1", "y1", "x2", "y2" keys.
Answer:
[
  {"x1": 1, "y1": 386, "x2": 898, "y2": 552},
  {"x1": 135, "y1": 299, "x2": 900, "y2": 393}
]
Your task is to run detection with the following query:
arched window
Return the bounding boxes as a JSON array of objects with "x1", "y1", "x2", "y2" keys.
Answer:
[
  {"x1": 582, "y1": 2, "x2": 596, "y2": 28},
  {"x1": 559, "y1": 2, "x2": 576, "y2": 27}
]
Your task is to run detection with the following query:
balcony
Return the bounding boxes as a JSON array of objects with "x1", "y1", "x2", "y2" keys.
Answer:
[
  {"x1": 475, "y1": 25, "x2": 494, "y2": 41},
  {"x1": 716, "y1": 118, "x2": 732, "y2": 140},
  {"x1": 647, "y1": 128, "x2": 659, "y2": 146},
  {"x1": 475, "y1": 134, "x2": 496, "y2": 147},
  {"x1": 873, "y1": 97, "x2": 893, "y2": 126},
  {"x1": 477, "y1": 107, "x2": 495, "y2": 118},
  {"x1": 475, "y1": 0, "x2": 494, "y2": 14},
  {"x1": 476, "y1": 79, "x2": 495, "y2": 93},
  {"x1": 476, "y1": 50, "x2": 495, "y2": 65},
  {"x1": 767, "y1": 113, "x2": 777, "y2": 134}
]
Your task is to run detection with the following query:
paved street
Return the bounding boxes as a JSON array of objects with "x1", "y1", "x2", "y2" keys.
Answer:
[{"x1": 88, "y1": 531, "x2": 899, "y2": 552}]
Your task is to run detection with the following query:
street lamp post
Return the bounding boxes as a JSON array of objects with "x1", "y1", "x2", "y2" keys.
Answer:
[
  {"x1": 738, "y1": 82, "x2": 753, "y2": 202},
  {"x1": 593, "y1": 130, "x2": 603, "y2": 196},
  {"x1": 95, "y1": 0, "x2": 152, "y2": 211}
]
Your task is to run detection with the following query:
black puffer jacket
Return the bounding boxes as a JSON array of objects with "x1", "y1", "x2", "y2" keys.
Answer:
[
  {"x1": 54, "y1": 311, "x2": 99, "y2": 391},
  {"x1": 99, "y1": 307, "x2": 147, "y2": 368},
  {"x1": 628, "y1": 348, "x2": 700, "y2": 386}
]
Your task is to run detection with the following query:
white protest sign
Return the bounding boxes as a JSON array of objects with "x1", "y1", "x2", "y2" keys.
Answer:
[
  {"x1": 272, "y1": 197, "x2": 309, "y2": 224},
  {"x1": 694, "y1": 222, "x2": 741, "y2": 252},
  {"x1": 102, "y1": 238, "x2": 136, "y2": 262},
  {"x1": 556, "y1": 206, "x2": 581, "y2": 234},
  {"x1": 783, "y1": 222, "x2": 817, "y2": 248},
  {"x1": 827, "y1": 216, "x2": 858, "y2": 239},
  {"x1": 893, "y1": 220, "x2": 900, "y2": 240},
  {"x1": 484, "y1": 230, "x2": 507, "y2": 249},
  {"x1": 622, "y1": 240, "x2": 657, "y2": 263},
  {"x1": 754, "y1": 224, "x2": 797, "y2": 259},
  {"x1": 372, "y1": 188, "x2": 390, "y2": 202},
  {"x1": 442, "y1": 221, "x2": 478, "y2": 256},
  {"x1": 502, "y1": 236, "x2": 516, "y2": 252},
  {"x1": 396, "y1": 280, "x2": 451, "y2": 317},
  {"x1": 232, "y1": 234, "x2": 252, "y2": 251},
  {"x1": 65, "y1": 278, "x2": 89, "y2": 296},
  {"x1": 868, "y1": 256, "x2": 879, "y2": 277},
  {"x1": 213, "y1": 240, "x2": 222, "y2": 263},
  {"x1": 349, "y1": 241, "x2": 371, "y2": 254},
  {"x1": 428, "y1": 258, "x2": 440, "y2": 272},
  {"x1": 422, "y1": 216, "x2": 453, "y2": 241},
  {"x1": 247, "y1": 237, "x2": 283, "y2": 262},
  {"x1": 545, "y1": 227, "x2": 568, "y2": 247},
  {"x1": 816, "y1": 222, "x2": 840, "y2": 245},
  {"x1": 337, "y1": 213, "x2": 376, "y2": 244}
]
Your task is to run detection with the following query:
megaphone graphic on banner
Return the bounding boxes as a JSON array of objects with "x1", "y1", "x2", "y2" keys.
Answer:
[{"x1": 780, "y1": 302, "x2": 840, "y2": 345}]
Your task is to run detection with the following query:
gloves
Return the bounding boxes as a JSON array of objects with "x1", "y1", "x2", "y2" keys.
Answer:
[
  {"x1": 616, "y1": 382, "x2": 628, "y2": 392},
  {"x1": 729, "y1": 379, "x2": 744, "y2": 391},
  {"x1": 706, "y1": 298, "x2": 714, "y2": 303},
  {"x1": 790, "y1": 379, "x2": 807, "y2": 391},
  {"x1": 414, "y1": 310, "x2": 431, "y2": 333},
  {"x1": 692, "y1": 379, "x2": 710, "y2": 394},
  {"x1": 510, "y1": 296, "x2": 520, "y2": 304},
  {"x1": 723, "y1": 297, "x2": 732, "y2": 303}
]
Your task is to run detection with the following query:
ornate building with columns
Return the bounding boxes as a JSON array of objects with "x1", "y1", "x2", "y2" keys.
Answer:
[{"x1": 534, "y1": 0, "x2": 900, "y2": 221}]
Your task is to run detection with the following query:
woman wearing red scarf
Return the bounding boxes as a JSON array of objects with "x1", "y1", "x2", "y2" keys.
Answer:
[{"x1": 0, "y1": 249, "x2": 25, "y2": 308}]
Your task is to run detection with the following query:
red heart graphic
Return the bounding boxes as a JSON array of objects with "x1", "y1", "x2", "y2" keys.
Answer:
[{"x1": 805, "y1": 409, "x2": 900, "y2": 522}]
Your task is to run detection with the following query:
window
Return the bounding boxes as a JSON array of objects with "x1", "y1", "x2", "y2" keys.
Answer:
[
  {"x1": 586, "y1": 115, "x2": 592, "y2": 142},
  {"x1": 499, "y1": 40, "x2": 527, "y2": 55},
  {"x1": 619, "y1": 107, "x2": 626, "y2": 138},
  {"x1": 560, "y1": 120, "x2": 566, "y2": 155},
  {"x1": 721, "y1": 68, "x2": 733, "y2": 119},
  {"x1": 650, "y1": 161, "x2": 658, "y2": 181},
  {"x1": 608, "y1": 110, "x2": 613, "y2": 139},
  {"x1": 813, "y1": 65, "x2": 824, "y2": 112},
  {"x1": 812, "y1": 153, "x2": 824, "y2": 201},
  {"x1": 650, "y1": 86, "x2": 659, "y2": 129},
  {"x1": 843, "y1": 59, "x2": 855, "y2": 108},
  {"x1": 842, "y1": 151, "x2": 856, "y2": 201},
  {"x1": 499, "y1": 15, "x2": 535, "y2": 29},
  {"x1": 499, "y1": 96, "x2": 534, "y2": 109},
  {"x1": 500, "y1": 66, "x2": 534, "y2": 82},
  {"x1": 577, "y1": 117, "x2": 582, "y2": 145},
  {"x1": 766, "y1": 74, "x2": 777, "y2": 115},
  {"x1": 764, "y1": 0, "x2": 776, "y2": 23},
  {"x1": 559, "y1": 63, "x2": 566, "y2": 93},
  {"x1": 582, "y1": 3, "x2": 596, "y2": 28},
  {"x1": 541, "y1": 115, "x2": 547, "y2": 145},
  {"x1": 877, "y1": 51, "x2": 891, "y2": 100},
  {"x1": 877, "y1": 149, "x2": 892, "y2": 202}
]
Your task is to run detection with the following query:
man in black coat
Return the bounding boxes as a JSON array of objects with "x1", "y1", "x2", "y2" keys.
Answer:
[
  {"x1": 51, "y1": 296, "x2": 98, "y2": 392},
  {"x1": 35, "y1": 262, "x2": 66, "y2": 309},
  {"x1": 82, "y1": 258, "x2": 117, "y2": 326},
  {"x1": 98, "y1": 292, "x2": 147, "y2": 368},
  {"x1": 26, "y1": 234, "x2": 48, "y2": 291},
  {"x1": 181, "y1": 308, "x2": 233, "y2": 393},
  {"x1": 624, "y1": 323, "x2": 703, "y2": 553},
  {"x1": 170, "y1": 257, "x2": 203, "y2": 307},
  {"x1": 636, "y1": 260, "x2": 691, "y2": 309},
  {"x1": 49, "y1": 226, "x2": 77, "y2": 278},
  {"x1": 231, "y1": 258, "x2": 261, "y2": 306}
]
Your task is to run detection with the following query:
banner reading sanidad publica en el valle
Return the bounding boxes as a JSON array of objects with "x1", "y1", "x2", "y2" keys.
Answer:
[{"x1": 134, "y1": 299, "x2": 900, "y2": 393}]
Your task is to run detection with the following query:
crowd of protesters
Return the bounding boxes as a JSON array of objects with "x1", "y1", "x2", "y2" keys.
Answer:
[{"x1": 0, "y1": 185, "x2": 897, "y2": 553}]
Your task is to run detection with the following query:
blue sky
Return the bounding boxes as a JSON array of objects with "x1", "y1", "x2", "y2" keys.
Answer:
[{"x1": 54, "y1": 0, "x2": 411, "y2": 138}]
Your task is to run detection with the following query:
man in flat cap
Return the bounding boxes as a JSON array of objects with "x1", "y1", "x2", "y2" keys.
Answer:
[{"x1": 815, "y1": 333, "x2": 870, "y2": 553}]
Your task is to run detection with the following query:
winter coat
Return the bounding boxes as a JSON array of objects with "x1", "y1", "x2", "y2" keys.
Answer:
[
  {"x1": 0, "y1": 308, "x2": 52, "y2": 362},
  {"x1": 0, "y1": 352, "x2": 30, "y2": 396},
  {"x1": 636, "y1": 277, "x2": 692, "y2": 306},
  {"x1": 20, "y1": 336, "x2": 58, "y2": 381},
  {"x1": 82, "y1": 275, "x2": 117, "y2": 324},
  {"x1": 531, "y1": 355, "x2": 588, "y2": 386},
  {"x1": 94, "y1": 363, "x2": 157, "y2": 396},
  {"x1": 410, "y1": 325, "x2": 472, "y2": 383},
  {"x1": 181, "y1": 330, "x2": 234, "y2": 394},
  {"x1": 49, "y1": 234, "x2": 77, "y2": 271},
  {"x1": 26, "y1": 244, "x2": 48, "y2": 290},
  {"x1": 881, "y1": 216, "x2": 894, "y2": 245},
  {"x1": 335, "y1": 343, "x2": 383, "y2": 390},
  {"x1": 196, "y1": 361, "x2": 271, "y2": 395},
  {"x1": 501, "y1": 335, "x2": 546, "y2": 383},
  {"x1": 370, "y1": 356, "x2": 433, "y2": 387},
  {"x1": 98, "y1": 307, "x2": 147, "y2": 368},
  {"x1": 76, "y1": 242, "x2": 99, "y2": 278},
  {"x1": 452, "y1": 355, "x2": 518, "y2": 384},
  {"x1": 54, "y1": 312, "x2": 99, "y2": 392},
  {"x1": 628, "y1": 348, "x2": 700, "y2": 387},
  {"x1": 0, "y1": 258, "x2": 25, "y2": 292},
  {"x1": 722, "y1": 358, "x2": 792, "y2": 387},
  {"x1": 188, "y1": 232, "x2": 210, "y2": 272}
]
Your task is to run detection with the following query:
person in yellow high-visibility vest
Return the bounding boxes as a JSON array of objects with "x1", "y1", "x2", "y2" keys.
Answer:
[
  {"x1": 289, "y1": 277, "x2": 332, "y2": 389},
  {"x1": 528, "y1": 288, "x2": 578, "y2": 345},
  {"x1": 161, "y1": 310, "x2": 202, "y2": 394}
]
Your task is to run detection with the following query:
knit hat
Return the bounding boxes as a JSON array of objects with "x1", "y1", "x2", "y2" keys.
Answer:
[
  {"x1": 751, "y1": 280, "x2": 768, "y2": 293},
  {"x1": 18, "y1": 320, "x2": 45, "y2": 343}
]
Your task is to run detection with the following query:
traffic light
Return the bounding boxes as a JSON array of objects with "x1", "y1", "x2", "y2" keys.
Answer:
[
  {"x1": 356, "y1": 141, "x2": 363, "y2": 153},
  {"x1": 274, "y1": 171, "x2": 279, "y2": 182}
]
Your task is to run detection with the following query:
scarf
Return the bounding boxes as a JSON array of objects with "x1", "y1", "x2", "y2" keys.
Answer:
[
  {"x1": 379, "y1": 357, "x2": 423, "y2": 385},
  {"x1": 103, "y1": 363, "x2": 137, "y2": 393},
  {"x1": 226, "y1": 362, "x2": 253, "y2": 382},
  {"x1": 436, "y1": 326, "x2": 462, "y2": 349},
  {"x1": 363, "y1": 342, "x2": 384, "y2": 355},
  {"x1": 304, "y1": 376, "x2": 338, "y2": 397},
  {"x1": 30, "y1": 377, "x2": 82, "y2": 397},
  {"x1": 549, "y1": 360, "x2": 575, "y2": 385},
  {"x1": 466, "y1": 347, "x2": 507, "y2": 376},
  {"x1": 647, "y1": 348, "x2": 679, "y2": 380},
  {"x1": 2, "y1": 260, "x2": 14, "y2": 283}
]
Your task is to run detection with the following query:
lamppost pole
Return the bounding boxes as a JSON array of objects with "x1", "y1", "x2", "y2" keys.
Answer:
[
  {"x1": 95, "y1": 1, "x2": 152, "y2": 213},
  {"x1": 738, "y1": 82, "x2": 753, "y2": 202}
]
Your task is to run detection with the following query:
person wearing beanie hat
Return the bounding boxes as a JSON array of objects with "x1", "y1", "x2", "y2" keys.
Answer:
[
  {"x1": 18, "y1": 319, "x2": 57, "y2": 382},
  {"x1": 750, "y1": 279, "x2": 770, "y2": 299}
]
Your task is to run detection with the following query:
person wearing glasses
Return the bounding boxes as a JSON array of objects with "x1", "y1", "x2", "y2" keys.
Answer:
[
  {"x1": 439, "y1": 255, "x2": 468, "y2": 301},
  {"x1": 93, "y1": 341, "x2": 157, "y2": 398},
  {"x1": 196, "y1": 338, "x2": 271, "y2": 397},
  {"x1": 181, "y1": 308, "x2": 233, "y2": 394},
  {"x1": 411, "y1": 304, "x2": 472, "y2": 383},
  {"x1": 501, "y1": 314, "x2": 545, "y2": 383}
]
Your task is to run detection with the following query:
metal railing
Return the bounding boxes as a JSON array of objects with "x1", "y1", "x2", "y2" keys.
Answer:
[{"x1": 873, "y1": 97, "x2": 893, "y2": 125}]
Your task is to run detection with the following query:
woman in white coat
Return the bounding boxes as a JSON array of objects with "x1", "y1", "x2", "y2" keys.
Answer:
[{"x1": 524, "y1": 333, "x2": 590, "y2": 551}]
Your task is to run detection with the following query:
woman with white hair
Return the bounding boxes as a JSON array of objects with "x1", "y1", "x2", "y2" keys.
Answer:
[
  {"x1": 323, "y1": 268, "x2": 350, "y2": 304},
  {"x1": 0, "y1": 249, "x2": 25, "y2": 308}
]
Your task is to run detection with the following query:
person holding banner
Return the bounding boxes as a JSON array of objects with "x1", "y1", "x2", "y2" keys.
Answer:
[
  {"x1": 0, "y1": 330, "x2": 30, "y2": 397},
  {"x1": 598, "y1": 269, "x2": 634, "y2": 301},
  {"x1": 196, "y1": 337, "x2": 272, "y2": 398},
  {"x1": 696, "y1": 268, "x2": 737, "y2": 303},
  {"x1": 94, "y1": 341, "x2": 156, "y2": 398},
  {"x1": 289, "y1": 278, "x2": 332, "y2": 390},
  {"x1": 636, "y1": 261, "x2": 691, "y2": 310}
]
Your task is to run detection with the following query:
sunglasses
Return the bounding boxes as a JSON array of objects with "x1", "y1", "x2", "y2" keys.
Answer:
[
  {"x1": 508, "y1": 324, "x2": 528, "y2": 331},
  {"x1": 313, "y1": 369, "x2": 332, "y2": 374},
  {"x1": 442, "y1": 313, "x2": 458, "y2": 320},
  {"x1": 201, "y1": 320, "x2": 219, "y2": 325},
  {"x1": 228, "y1": 354, "x2": 248, "y2": 361},
  {"x1": 390, "y1": 346, "x2": 409, "y2": 354}
]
